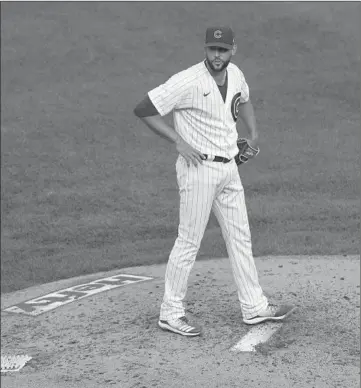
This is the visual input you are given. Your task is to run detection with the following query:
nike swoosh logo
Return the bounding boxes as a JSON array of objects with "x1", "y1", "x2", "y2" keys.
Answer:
[{"x1": 203, "y1": 92, "x2": 211, "y2": 97}]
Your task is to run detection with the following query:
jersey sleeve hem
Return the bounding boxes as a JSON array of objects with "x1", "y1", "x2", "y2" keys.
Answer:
[{"x1": 148, "y1": 90, "x2": 168, "y2": 117}]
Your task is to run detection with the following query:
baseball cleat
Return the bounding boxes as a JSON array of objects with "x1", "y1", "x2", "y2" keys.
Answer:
[
  {"x1": 243, "y1": 304, "x2": 297, "y2": 325},
  {"x1": 158, "y1": 316, "x2": 202, "y2": 336}
]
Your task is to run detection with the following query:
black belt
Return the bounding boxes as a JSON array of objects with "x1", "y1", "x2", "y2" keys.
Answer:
[{"x1": 203, "y1": 154, "x2": 232, "y2": 163}]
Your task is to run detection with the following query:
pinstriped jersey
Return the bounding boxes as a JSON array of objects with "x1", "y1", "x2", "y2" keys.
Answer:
[{"x1": 148, "y1": 61, "x2": 250, "y2": 159}]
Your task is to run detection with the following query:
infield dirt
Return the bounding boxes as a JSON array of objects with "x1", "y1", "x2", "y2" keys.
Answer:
[{"x1": 1, "y1": 256, "x2": 360, "y2": 388}]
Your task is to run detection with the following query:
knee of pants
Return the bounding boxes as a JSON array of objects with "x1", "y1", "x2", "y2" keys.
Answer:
[{"x1": 172, "y1": 234, "x2": 201, "y2": 258}]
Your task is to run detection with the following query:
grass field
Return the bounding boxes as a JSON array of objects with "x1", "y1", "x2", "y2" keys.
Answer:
[{"x1": 1, "y1": 2, "x2": 360, "y2": 293}]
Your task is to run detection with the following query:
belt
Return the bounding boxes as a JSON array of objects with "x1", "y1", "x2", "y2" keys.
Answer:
[{"x1": 203, "y1": 154, "x2": 232, "y2": 163}]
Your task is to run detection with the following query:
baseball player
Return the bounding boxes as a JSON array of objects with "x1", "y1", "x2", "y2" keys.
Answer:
[{"x1": 134, "y1": 27, "x2": 296, "y2": 336}]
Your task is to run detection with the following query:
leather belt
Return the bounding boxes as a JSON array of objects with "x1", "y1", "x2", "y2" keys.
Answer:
[{"x1": 203, "y1": 154, "x2": 232, "y2": 163}]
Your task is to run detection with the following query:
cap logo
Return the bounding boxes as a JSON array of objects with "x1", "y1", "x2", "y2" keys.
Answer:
[{"x1": 214, "y1": 30, "x2": 223, "y2": 39}]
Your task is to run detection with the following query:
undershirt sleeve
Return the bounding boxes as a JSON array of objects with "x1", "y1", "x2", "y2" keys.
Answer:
[{"x1": 133, "y1": 95, "x2": 160, "y2": 118}]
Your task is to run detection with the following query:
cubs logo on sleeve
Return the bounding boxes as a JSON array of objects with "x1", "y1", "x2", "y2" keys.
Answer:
[{"x1": 231, "y1": 92, "x2": 242, "y2": 122}]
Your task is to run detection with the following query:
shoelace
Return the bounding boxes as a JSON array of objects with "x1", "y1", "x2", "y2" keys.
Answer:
[{"x1": 267, "y1": 304, "x2": 279, "y2": 315}]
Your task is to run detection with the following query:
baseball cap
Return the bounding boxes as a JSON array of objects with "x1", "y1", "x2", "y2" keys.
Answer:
[{"x1": 205, "y1": 27, "x2": 235, "y2": 50}]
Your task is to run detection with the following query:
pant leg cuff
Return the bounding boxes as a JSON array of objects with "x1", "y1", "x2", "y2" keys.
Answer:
[{"x1": 241, "y1": 300, "x2": 269, "y2": 320}]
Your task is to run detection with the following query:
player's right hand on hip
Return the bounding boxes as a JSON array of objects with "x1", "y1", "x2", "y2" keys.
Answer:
[{"x1": 176, "y1": 138, "x2": 204, "y2": 167}]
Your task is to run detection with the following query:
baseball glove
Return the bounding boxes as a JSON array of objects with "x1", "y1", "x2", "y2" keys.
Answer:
[{"x1": 235, "y1": 138, "x2": 260, "y2": 165}]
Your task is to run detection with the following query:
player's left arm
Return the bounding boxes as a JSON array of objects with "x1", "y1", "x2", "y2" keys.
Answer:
[
  {"x1": 237, "y1": 100, "x2": 259, "y2": 148},
  {"x1": 235, "y1": 68, "x2": 259, "y2": 148}
]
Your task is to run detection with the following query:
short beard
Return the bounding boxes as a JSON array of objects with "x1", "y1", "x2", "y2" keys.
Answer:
[{"x1": 205, "y1": 57, "x2": 231, "y2": 73}]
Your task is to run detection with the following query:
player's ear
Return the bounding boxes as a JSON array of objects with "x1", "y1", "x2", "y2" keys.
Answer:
[{"x1": 232, "y1": 43, "x2": 237, "y2": 56}]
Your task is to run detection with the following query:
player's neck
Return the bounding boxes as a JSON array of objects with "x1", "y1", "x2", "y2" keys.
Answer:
[
  {"x1": 213, "y1": 71, "x2": 227, "y2": 86},
  {"x1": 205, "y1": 61, "x2": 227, "y2": 86}
]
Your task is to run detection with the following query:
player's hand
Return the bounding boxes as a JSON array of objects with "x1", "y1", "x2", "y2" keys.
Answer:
[
  {"x1": 235, "y1": 137, "x2": 260, "y2": 166},
  {"x1": 246, "y1": 136, "x2": 259, "y2": 149},
  {"x1": 175, "y1": 138, "x2": 205, "y2": 167}
]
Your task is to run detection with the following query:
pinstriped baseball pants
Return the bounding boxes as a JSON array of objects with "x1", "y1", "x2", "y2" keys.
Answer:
[{"x1": 160, "y1": 155, "x2": 268, "y2": 321}]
